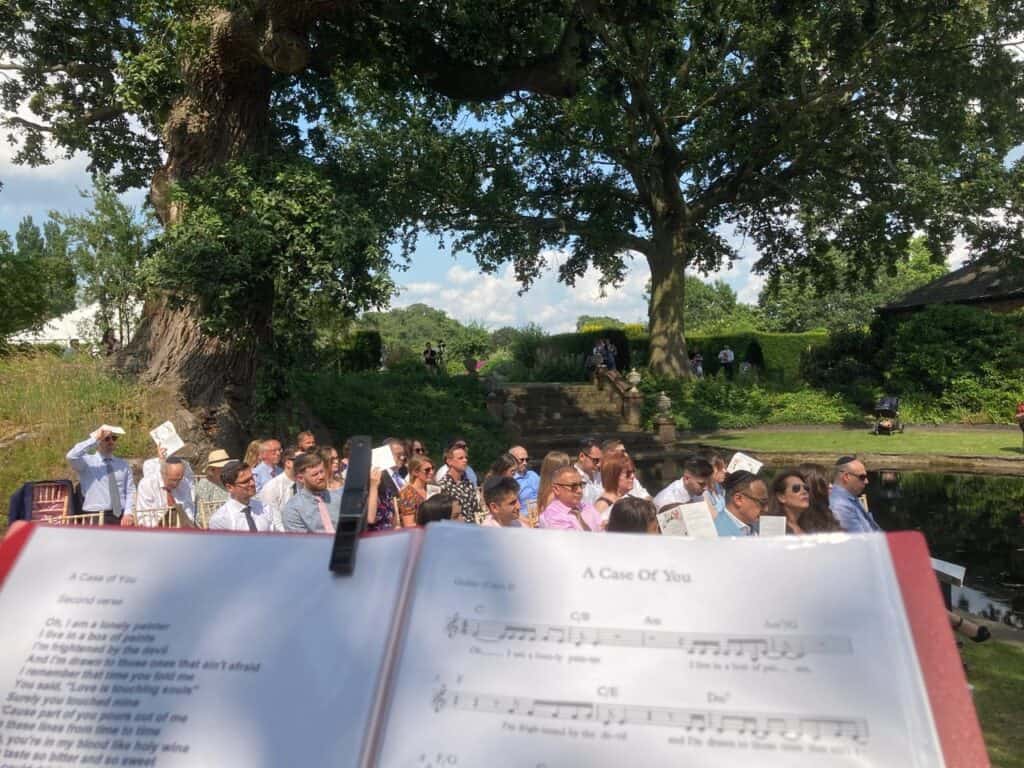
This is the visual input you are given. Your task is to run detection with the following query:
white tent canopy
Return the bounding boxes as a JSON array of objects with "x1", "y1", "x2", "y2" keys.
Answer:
[{"x1": 6, "y1": 302, "x2": 140, "y2": 346}]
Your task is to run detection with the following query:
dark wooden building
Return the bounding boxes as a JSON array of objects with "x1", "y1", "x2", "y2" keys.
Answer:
[{"x1": 882, "y1": 257, "x2": 1024, "y2": 316}]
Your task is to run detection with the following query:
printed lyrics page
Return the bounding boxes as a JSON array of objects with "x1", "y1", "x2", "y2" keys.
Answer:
[
  {"x1": 0, "y1": 527, "x2": 413, "y2": 768},
  {"x1": 376, "y1": 525, "x2": 944, "y2": 767}
]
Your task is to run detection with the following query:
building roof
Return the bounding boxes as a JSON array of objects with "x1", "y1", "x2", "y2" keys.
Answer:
[{"x1": 884, "y1": 257, "x2": 1024, "y2": 311}]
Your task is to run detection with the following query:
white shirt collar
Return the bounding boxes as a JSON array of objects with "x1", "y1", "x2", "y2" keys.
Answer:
[{"x1": 723, "y1": 506, "x2": 751, "y2": 534}]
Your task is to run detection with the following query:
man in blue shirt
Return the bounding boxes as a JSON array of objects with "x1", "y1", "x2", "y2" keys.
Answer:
[
  {"x1": 67, "y1": 427, "x2": 136, "y2": 525},
  {"x1": 252, "y1": 438, "x2": 282, "y2": 492},
  {"x1": 715, "y1": 470, "x2": 766, "y2": 537},
  {"x1": 829, "y1": 456, "x2": 880, "y2": 533},
  {"x1": 509, "y1": 445, "x2": 539, "y2": 509}
]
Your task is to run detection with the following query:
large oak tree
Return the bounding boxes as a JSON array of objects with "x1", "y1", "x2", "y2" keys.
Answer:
[
  {"x1": 1, "y1": 0, "x2": 597, "y2": 446},
  {"x1": 418, "y1": 1, "x2": 1024, "y2": 375}
]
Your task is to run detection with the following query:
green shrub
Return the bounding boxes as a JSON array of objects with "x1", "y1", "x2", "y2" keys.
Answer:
[
  {"x1": 515, "y1": 328, "x2": 632, "y2": 380},
  {"x1": 638, "y1": 375, "x2": 861, "y2": 430}
]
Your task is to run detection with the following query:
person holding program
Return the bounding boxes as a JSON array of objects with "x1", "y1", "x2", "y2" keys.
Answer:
[{"x1": 67, "y1": 426, "x2": 135, "y2": 526}]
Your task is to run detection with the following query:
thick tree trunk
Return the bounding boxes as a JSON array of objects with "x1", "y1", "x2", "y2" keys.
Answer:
[
  {"x1": 124, "y1": 8, "x2": 283, "y2": 455},
  {"x1": 646, "y1": 222, "x2": 691, "y2": 378}
]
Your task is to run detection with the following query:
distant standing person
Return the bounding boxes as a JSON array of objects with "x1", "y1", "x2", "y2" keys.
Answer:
[
  {"x1": 423, "y1": 343, "x2": 438, "y2": 373},
  {"x1": 718, "y1": 345, "x2": 735, "y2": 379}
]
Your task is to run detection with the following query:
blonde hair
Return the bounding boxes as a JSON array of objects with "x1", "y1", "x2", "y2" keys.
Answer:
[
  {"x1": 537, "y1": 451, "x2": 572, "y2": 511},
  {"x1": 243, "y1": 439, "x2": 262, "y2": 468}
]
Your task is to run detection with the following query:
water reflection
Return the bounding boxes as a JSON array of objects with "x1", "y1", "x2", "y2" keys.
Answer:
[{"x1": 634, "y1": 457, "x2": 1024, "y2": 630}]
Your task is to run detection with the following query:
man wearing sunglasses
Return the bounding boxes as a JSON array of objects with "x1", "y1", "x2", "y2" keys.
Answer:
[
  {"x1": 830, "y1": 456, "x2": 880, "y2": 533},
  {"x1": 508, "y1": 445, "x2": 539, "y2": 508},
  {"x1": 538, "y1": 466, "x2": 603, "y2": 532},
  {"x1": 716, "y1": 470, "x2": 768, "y2": 537},
  {"x1": 573, "y1": 437, "x2": 604, "y2": 506},
  {"x1": 67, "y1": 426, "x2": 136, "y2": 526}
]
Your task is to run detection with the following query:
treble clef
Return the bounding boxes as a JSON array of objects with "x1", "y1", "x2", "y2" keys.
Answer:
[
  {"x1": 445, "y1": 613, "x2": 460, "y2": 638},
  {"x1": 432, "y1": 685, "x2": 447, "y2": 713}
]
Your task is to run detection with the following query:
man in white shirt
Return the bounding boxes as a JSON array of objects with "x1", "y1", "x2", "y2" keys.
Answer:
[
  {"x1": 654, "y1": 456, "x2": 713, "y2": 509},
  {"x1": 66, "y1": 426, "x2": 135, "y2": 525},
  {"x1": 209, "y1": 462, "x2": 274, "y2": 532},
  {"x1": 259, "y1": 445, "x2": 302, "y2": 531},
  {"x1": 574, "y1": 437, "x2": 604, "y2": 507},
  {"x1": 128, "y1": 457, "x2": 195, "y2": 527},
  {"x1": 434, "y1": 439, "x2": 478, "y2": 485}
]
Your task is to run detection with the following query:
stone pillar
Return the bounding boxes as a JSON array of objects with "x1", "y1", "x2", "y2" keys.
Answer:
[
  {"x1": 624, "y1": 391, "x2": 643, "y2": 427},
  {"x1": 594, "y1": 363, "x2": 606, "y2": 389},
  {"x1": 486, "y1": 392, "x2": 503, "y2": 421},
  {"x1": 655, "y1": 416, "x2": 677, "y2": 444}
]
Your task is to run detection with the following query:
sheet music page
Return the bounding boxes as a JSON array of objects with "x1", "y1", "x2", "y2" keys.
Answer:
[
  {"x1": 376, "y1": 525, "x2": 943, "y2": 767},
  {"x1": 0, "y1": 526, "x2": 414, "y2": 768}
]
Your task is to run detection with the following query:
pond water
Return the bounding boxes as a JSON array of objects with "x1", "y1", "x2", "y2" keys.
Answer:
[{"x1": 633, "y1": 458, "x2": 1024, "y2": 631}]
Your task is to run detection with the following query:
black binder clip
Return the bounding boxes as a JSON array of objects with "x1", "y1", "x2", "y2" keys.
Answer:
[{"x1": 329, "y1": 435, "x2": 372, "y2": 576}]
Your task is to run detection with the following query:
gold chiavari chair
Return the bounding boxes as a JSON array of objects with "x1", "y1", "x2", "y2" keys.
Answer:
[
  {"x1": 39, "y1": 511, "x2": 105, "y2": 527},
  {"x1": 31, "y1": 482, "x2": 70, "y2": 519},
  {"x1": 197, "y1": 500, "x2": 221, "y2": 529}
]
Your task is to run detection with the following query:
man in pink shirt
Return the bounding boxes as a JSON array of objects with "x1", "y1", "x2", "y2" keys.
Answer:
[{"x1": 539, "y1": 467, "x2": 603, "y2": 532}]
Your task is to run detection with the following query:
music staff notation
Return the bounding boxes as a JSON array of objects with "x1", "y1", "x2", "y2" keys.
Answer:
[
  {"x1": 431, "y1": 686, "x2": 869, "y2": 745},
  {"x1": 444, "y1": 614, "x2": 852, "y2": 662}
]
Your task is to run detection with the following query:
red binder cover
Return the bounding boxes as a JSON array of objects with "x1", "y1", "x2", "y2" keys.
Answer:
[
  {"x1": 886, "y1": 531, "x2": 989, "y2": 767},
  {"x1": 0, "y1": 523, "x2": 990, "y2": 766}
]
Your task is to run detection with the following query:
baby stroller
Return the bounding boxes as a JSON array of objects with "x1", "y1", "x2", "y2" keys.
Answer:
[{"x1": 873, "y1": 396, "x2": 904, "y2": 435}]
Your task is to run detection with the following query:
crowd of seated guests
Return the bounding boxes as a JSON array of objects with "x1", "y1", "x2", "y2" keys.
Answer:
[{"x1": 64, "y1": 425, "x2": 990, "y2": 643}]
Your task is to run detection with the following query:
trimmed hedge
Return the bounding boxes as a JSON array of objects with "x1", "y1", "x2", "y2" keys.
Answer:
[{"x1": 532, "y1": 329, "x2": 827, "y2": 384}]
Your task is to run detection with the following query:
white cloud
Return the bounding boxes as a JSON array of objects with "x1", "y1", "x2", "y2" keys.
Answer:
[{"x1": 393, "y1": 250, "x2": 652, "y2": 332}]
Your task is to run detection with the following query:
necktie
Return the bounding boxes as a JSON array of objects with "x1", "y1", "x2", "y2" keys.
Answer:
[
  {"x1": 571, "y1": 507, "x2": 592, "y2": 532},
  {"x1": 392, "y1": 470, "x2": 405, "y2": 490},
  {"x1": 165, "y1": 488, "x2": 175, "y2": 508},
  {"x1": 104, "y1": 459, "x2": 122, "y2": 519},
  {"x1": 241, "y1": 505, "x2": 257, "y2": 532},
  {"x1": 316, "y1": 496, "x2": 335, "y2": 534}
]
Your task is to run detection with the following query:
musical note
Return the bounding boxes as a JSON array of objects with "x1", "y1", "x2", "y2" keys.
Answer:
[
  {"x1": 443, "y1": 616, "x2": 852, "y2": 661},
  {"x1": 434, "y1": 687, "x2": 870, "y2": 746}
]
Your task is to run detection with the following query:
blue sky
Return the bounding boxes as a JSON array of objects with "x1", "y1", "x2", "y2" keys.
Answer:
[{"x1": 1, "y1": 141, "x2": 970, "y2": 333}]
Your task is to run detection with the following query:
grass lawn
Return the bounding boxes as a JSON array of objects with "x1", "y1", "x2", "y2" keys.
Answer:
[
  {"x1": 693, "y1": 428, "x2": 1024, "y2": 457},
  {"x1": 962, "y1": 640, "x2": 1024, "y2": 768}
]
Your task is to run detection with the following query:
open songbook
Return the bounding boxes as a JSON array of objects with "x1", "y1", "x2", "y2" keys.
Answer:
[{"x1": 0, "y1": 523, "x2": 987, "y2": 767}]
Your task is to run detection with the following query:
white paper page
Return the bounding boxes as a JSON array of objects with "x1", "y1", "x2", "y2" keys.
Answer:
[
  {"x1": 377, "y1": 526, "x2": 943, "y2": 767},
  {"x1": 371, "y1": 445, "x2": 395, "y2": 470},
  {"x1": 0, "y1": 526, "x2": 414, "y2": 768},
  {"x1": 656, "y1": 506, "x2": 688, "y2": 536},
  {"x1": 680, "y1": 501, "x2": 717, "y2": 538},
  {"x1": 726, "y1": 451, "x2": 763, "y2": 474},
  {"x1": 930, "y1": 558, "x2": 965, "y2": 587},
  {"x1": 149, "y1": 421, "x2": 185, "y2": 457},
  {"x1": 759, "y1": 515, "x2": 788, "y2": 537}
]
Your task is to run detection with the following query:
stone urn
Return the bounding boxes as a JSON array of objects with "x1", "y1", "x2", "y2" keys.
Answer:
[
  {"x1": 626, "y1": 368, "x2": 642, "y2": 394},
  {"x1": 655, "y1": 390, "x2": 672, "y2": 416}
]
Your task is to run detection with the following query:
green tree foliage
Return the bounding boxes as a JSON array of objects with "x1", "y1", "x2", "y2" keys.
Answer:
[
  {"x1": 575, "y1": 315, "x2": 625, "y2": 331},
  {"x1": 56, "y1": 178, "x2": 153, "y2": 343},
  {"x1": 0, "y1": 217, "x2": 76, "y2": 336},
  {"x1": 683, "y1": 278, "x2": 759, "y2": 334},
  {"x1": 758, "y1": 239, "x2": 950, "y2": 332},
  {"x1": 412, "y1": 2, "x2": 1024, "y2": 377}
]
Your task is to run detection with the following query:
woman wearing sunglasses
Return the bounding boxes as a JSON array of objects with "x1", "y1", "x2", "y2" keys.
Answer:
[
  {"x1": 767, "y1": 469, "x2": 840, "y2": 534},
  {"x1": 593, "y1": 453, "x2": 636, "y2": 526},
  {"x1": 397, "y1": 454, "x2": 435, "y2": 527}
]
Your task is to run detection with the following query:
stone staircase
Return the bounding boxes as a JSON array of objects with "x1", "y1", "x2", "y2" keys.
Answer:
[{"x1": 499, "y1": 382, "x2": 663, "y2": 454}]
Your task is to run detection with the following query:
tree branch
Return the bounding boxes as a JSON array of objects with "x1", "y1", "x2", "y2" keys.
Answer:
[{"x1": 462, "y1": 212, "x2": 651, "y2": 256}]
